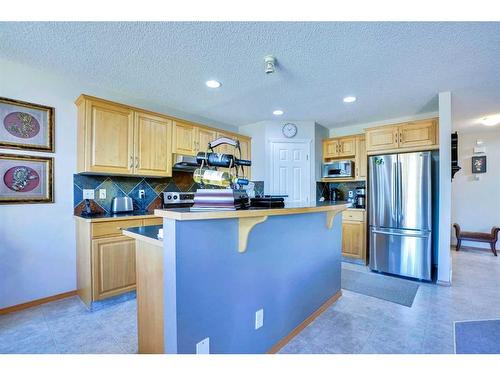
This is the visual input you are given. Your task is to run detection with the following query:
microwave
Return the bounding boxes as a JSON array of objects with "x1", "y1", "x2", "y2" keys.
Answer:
[{"x1": 322, "y1": 160, "x2": 354, "y2": 178}]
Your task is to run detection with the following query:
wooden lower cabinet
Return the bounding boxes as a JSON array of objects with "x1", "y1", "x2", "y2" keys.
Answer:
[
  {"x1": 76, "y1": 216, "x2": 162, "y2": 307},
  {"x1": 92, "y1": 236, "x2": 136, "y2": 301},
  {"x1": 342, "y1": 210, "x2": 366, "y2": 261}
]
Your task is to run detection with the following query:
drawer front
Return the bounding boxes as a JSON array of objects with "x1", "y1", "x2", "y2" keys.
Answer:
[
  {"x1": 92, "y1": 219, "x2": 144, "y2": 238},
  {"x1": 342, "y1": 210, "x2": 365, "y2": 222},
  {"x1": 143, "y1": 217, "x2": 163, "y2": 226}
]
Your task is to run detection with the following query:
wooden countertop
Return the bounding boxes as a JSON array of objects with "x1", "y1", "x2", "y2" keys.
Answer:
[{"x1": 154, "y1": 202, "x2": 350, "y2": 221}]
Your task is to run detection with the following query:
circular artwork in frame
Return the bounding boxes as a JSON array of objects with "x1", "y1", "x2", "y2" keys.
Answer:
[
  {"x1": 3, "y1": 166, "x2": 40, "y2": 192},
  {"x1": 3, "y1": 111, "x2": 41, "y2": 139}
]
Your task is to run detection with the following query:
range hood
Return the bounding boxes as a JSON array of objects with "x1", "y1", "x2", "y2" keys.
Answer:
[{"x1": 172, "y1": 154, "x2": 199, "y2": 171}]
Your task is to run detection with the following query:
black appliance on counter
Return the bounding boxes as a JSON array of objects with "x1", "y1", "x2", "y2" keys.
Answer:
[{"x1": 355, "y1": 187, "x2": 366, "y2": 209}]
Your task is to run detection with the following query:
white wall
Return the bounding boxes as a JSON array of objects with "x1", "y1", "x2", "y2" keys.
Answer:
[
  {"x1": 0, "y1": 58, "x2": 236, "y2": 309},
  {"x1": 239, "y1": 121, "x2": 329, "y2": 202},
  {"x1": 451, "y1": 128, "x2": 500, "y2": 248}
]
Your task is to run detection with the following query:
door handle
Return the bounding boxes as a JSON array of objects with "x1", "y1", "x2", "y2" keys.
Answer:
[
  {"x1": 392, "y1": 162, "x2": 397, "y2": 223},
  {"x1": 135, "y1": 157, "x2": 139, "y2": 168},
  {"x1": 398, "y1": 161, "x2": 404, "y2": 224},
  {"x1": 129, "y1": 156, "x2": 134, "y2": 168}
]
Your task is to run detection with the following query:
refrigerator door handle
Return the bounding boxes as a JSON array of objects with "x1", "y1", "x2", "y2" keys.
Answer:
[
  {"x1": 392, "y1": 162, "x2": 397, "y2": 223},
  {"x1": 371, "y1": 229, "x2": 430, "y2": 238},
  {"x1": 398, "y1": 161, "x2": 404, "y2": 224}
]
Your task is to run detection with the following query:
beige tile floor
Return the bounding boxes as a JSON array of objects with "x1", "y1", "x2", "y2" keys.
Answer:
[{"x1": 1, "y1": 248, "x2": 498, "y2": 354}]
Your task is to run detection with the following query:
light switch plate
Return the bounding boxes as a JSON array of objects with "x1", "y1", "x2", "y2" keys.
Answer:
[
  {"x1": 83, "y1": 189, "x2": 95, "y2": 200},
  {"x1": 99, "y1": 189, "x2": 106, "y2": 199},
  {"x1": 196, "y1": 337, "x2": 210, "y2": 354},
  {"x1": 138, "y1": 189, "x2": 145, "y2": 199}
]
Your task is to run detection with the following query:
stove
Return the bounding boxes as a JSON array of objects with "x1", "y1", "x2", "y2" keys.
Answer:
[{"x1": 162, "y1": 191, "x2": 195, "y2": 208}]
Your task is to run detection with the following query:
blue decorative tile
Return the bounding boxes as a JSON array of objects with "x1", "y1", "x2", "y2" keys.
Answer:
[
  {"x1": 129, "y1": 180, "x2": 157, "y2": 212},
  {"x1": 93, "y1": 179, "x2": 126, "y2": 213},
  {"x1": 73, "y1": 184, "x2": 83, "y2": 207},
  {"x1": 112, "y1": 176, "x2": 143, "y2": 194},
  {"x1": 163, "y1": 181, "x2": 181, "y2": 193},
  {"x1": 73, "y1": 174, "x2": 108, "y2": 190},
  {"x1": 145, "y1": 177, "x2": 171, "y2": 194}
]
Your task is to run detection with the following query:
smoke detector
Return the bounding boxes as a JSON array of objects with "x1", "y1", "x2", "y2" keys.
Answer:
[{"x1": 264, "y1": 55, "x2": 277, "y2": 74}]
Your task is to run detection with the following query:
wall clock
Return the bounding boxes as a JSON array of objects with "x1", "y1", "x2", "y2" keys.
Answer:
[{"x1": 282, "y1": 123, "x2": 297, "y2": 138}]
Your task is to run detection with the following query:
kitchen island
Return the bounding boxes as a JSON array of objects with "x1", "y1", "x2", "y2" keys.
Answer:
[{"x1": 123, "y1": 202, "x2": 349, "y2": 354}]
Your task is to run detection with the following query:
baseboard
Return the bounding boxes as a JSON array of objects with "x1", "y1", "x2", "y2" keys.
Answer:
[
  {"x1": 267, "y1": 290, "x2": 342, "y2": 354},
  {"x1": 0, "y1": 290, "x2": 77, "y2": 315}
]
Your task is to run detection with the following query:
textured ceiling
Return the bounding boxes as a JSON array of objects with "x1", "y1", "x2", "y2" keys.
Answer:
[{"x1": 1, "y1": 22, "x2": 499, "y2": 131}]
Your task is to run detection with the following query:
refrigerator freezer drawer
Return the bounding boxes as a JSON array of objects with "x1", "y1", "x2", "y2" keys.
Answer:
[{"x1": 369, "y1": 228, "x2": 432, "y2": 280}]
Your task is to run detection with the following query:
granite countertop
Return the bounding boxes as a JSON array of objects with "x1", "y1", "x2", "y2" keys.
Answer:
[
  {"x1": 74, "y1": 210, "x2": 157, "y2": 222},
  {"x1": 122, "y1": 225, "x2": 163, "y2": 246}
]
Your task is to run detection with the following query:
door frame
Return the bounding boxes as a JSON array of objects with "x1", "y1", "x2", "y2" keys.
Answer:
[{"x1": 267, "y1": 138, "x2": 312, "y2": 203}]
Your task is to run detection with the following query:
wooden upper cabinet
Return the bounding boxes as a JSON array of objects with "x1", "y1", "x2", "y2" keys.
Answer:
[
  {"x1": 355, "y1": 135, "x2": 367, "y2": 179},
  {"x1": 215, "y1": 131, "x2": 233, "y2": 154},
  {"x1": 134, "y1": 112, "x2": 172, "y2": 177},
  {"x1": 84, "y1": 99, "x2": 135, "y2": 174},
  {"x1": 76, "y1": 95, "x2": 172, "y2": 177},
  {"x1": 365, "y1": 118, "x2": 439, "y2": 154},
  {"x1": 365, "y1": 125, "x2": 399, "y2": 152},
  {"x1": 172, "y1": 121, "x2": 196, "y2": 155},
  {"x1": 196, "y1": 127, "x2": 217, "y2": 153},
  {"x1": 398, "y1": 119, "x2": 438, "y2": 149},
  {"x1": 237, "y1": 136, "x2": 252, "y2": 179},
  {"x1": 323, "y1": 139, "x2": 339, "y2": 158},
  {"x1": 338, "y1": 137, "x2": 356, "y2": 157}
]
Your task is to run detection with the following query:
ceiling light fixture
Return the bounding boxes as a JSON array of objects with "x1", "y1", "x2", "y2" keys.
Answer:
[
  {"x1": 273, "y1": 110, "x2": 284, "y2": 116},
  {"x1": 479, "y1": 115, "x2": 500, "y2": 126},
  {"x1": 343, "y1": 96, "x2": 357, "y2": 103},
  {"x1": 206, "y1": 80, "x2": 222, "y2": 88}
]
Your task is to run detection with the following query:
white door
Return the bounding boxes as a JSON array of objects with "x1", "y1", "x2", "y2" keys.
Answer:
[{"x1": 270, "y1": 141, "x2": 311, "y2": 204}]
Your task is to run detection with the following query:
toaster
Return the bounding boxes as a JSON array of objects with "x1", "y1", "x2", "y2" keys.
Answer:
[{"x1": 111, "y1": 196, "x2": 134, "y2": 213}]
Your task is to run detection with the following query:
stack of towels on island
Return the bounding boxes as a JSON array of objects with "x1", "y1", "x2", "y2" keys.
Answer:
[{"x1": 190, "y1": 189, "x2": 249, "y2": 211}]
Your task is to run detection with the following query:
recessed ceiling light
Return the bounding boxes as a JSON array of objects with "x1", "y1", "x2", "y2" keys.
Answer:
[
  {"x1": 206, "y1": 80, "x2": 221, "y2": 88},
  {"x1": 479, "y1": 115, "x2": 500, "y2": 126},
  {"x1": 273, "y1": 110, "x2": 284, "y2": 116},
  {"x1": 343, "y1": 96, "x2": 357, "y2": 103}
]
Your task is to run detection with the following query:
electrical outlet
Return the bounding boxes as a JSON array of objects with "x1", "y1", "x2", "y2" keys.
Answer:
[
  {"x1": 196, "y1": 337, "x2": 210, "y2": 354},
  {"x1": 138, "y1": 189, "x2": 145, "y2": 199},
  {"x1": 99, "y1": 189, "x2": 106, "y2": 199},
  {"x1": 83, "y1": 189, "x2": 95, "y2": 200},
  {"x1": 255, "y1": 309, "x2": 264, "y2": 330}
]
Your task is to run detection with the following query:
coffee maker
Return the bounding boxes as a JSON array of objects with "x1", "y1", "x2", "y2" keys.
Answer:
[{"x1": 355, "y1": 187, "x2": 366, "y2": 208}]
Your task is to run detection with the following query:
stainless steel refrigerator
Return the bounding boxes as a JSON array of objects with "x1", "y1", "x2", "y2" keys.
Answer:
[{"x1": 368, "y1": 151, "x2": 432, "y2": 280}]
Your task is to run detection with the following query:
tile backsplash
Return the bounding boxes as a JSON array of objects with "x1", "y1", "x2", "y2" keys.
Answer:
[
  {"x1": 73, "y1": 172, "x2": 264, "y2": 215},
  {"x1": 316, "y1": 181, "x2": 366, "y2": 202}
]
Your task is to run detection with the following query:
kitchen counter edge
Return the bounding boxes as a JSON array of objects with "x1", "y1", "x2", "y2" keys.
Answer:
[{"x1": 154, "y1": 202, "x2": 351, "y2": 221}]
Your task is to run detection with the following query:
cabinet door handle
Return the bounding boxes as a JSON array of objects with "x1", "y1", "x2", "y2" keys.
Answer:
[
  {"x1": 400, "y1": 132, "x2": 404, "y2": 143},
  {"x1": 129, "y1": 156, "x2": 134, "y2": 168},
  {"x1": 135, "y1": 157, "x2": 139, "y2": 168}
]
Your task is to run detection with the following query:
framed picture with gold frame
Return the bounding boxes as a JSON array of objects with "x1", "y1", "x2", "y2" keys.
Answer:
[
  {"x1": 0, "y1": 153, "x2": 54, "y2": 204},
  {"x1": 0, "y1": 96, "x2": 55, "y2": 152}
]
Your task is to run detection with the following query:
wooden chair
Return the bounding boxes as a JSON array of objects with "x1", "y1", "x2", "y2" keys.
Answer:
[{"x1": 453, "y1": 223, "x2": 499, "y2": 256}]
